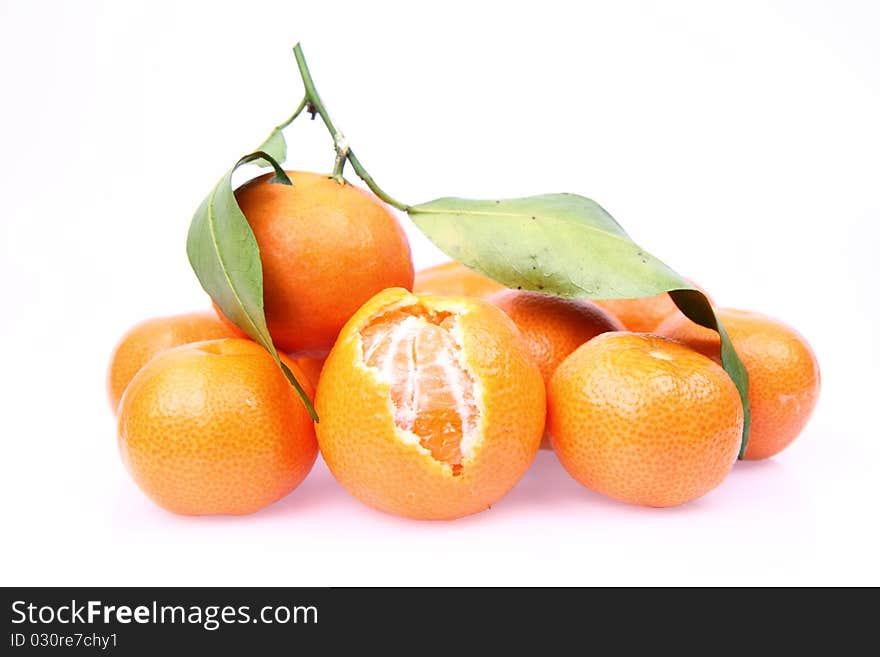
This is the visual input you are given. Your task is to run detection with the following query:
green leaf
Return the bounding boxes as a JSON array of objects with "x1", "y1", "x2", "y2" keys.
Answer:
[
  {"x1": 408, "y1": 193, "x2": 750, "y2": 455},
  {"x1": 253, "y1": 127, "x2": 287, "y2": 167},
  {"x1": 408, "y1": 194, "x2": 685, "y2": 298},
  {"x1": 186, "y1": 151, "x2": 317, "y2": 421}
]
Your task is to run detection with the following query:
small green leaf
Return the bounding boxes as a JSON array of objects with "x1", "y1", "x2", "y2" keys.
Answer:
[
  {"x1": 253, "y1": 127, "x2": 287, "y2": 167},
  {"x1": 186, "y1": 151, "x2": 317, "y2": 421},
  {"x1": 408, "y1": 193, "x2": 750, "y2": 455}
]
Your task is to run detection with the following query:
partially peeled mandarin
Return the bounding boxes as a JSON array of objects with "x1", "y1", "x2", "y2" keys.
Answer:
[{"x1": 315, "y1": 288, "x2": 545, "y2": 520}]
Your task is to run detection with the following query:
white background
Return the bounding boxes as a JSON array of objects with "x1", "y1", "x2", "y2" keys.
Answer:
[{"x1": 1, "y1": 0, "x2": 878, "y2": 586}]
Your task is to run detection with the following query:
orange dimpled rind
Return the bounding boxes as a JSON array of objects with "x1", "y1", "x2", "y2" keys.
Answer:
[
  {"x1": 117, "y1": 338, "x2": 318, "y2": 515},
  {"x1": 488, "y1": 288, "x2": 624, "y2": 384},
  {"x1": 656, "y1": 308, "x2": 820, "y2": 460},
  {"x1": 107, "y1": 311, "x2": 242, "y2": 413},
  {"x1": 548, "y1": 332, "x2": 744, "y2": 508},
  {"x1": 413, "y1": 261, "x2": 505, "y2": 300},
  {"x1": 225, "y1": 171, "x2": 414, "y2": 356}
]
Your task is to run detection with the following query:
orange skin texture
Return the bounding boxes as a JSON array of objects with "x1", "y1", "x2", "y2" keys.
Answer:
[
  {"x1": 593, "y1": 281, "x2": 712, "y2": 333},
  {"x1": 107, "y1": 312, "x2": 241, "y2": 413},
  {"x1": 291, "y1": 356, "x2": 325, "y2": 390},
  {"x1": 218, "y1": 171, "x2": 414, "y2": 357},
  {"x1": 548, "y1": 333, "x2": 743, "y2": 507},
  {"x1": 117, "y1": 339, "x2": 317, "y2": 515},
  {"x1": 212, "y1": 302, "x2": 323, "y2": 390},
  {"x1": 315, "y1": 288, "x2": 546, "y2": 520},
  {"x1": 488, "y1": 289, "x2": 624, "y2": 449},
  {"x1": 489, "y1": 290, "x2": 624, "y2": 383},
  {"x1": 413, "y1": 261, "x2": 505, "y2": 300},
  {"x1": 656, "y1": 308, "x2": 820, "y2": 460}
]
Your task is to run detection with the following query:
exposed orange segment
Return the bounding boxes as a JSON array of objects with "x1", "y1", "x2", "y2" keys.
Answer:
[
  {"x1": 361, "y1": 307, "x2": 477, "y2": 473},
  {"x1": 316, "y1": 288, "x2": 546, "y2": 520}
]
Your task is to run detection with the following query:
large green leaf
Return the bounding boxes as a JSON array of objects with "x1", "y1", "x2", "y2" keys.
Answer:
[
  {"x1": 186, "y1": 152, "x2": 317, "y2": 421},
  {"x1": 408, "y1": 193, "x2": 751, "y2": 456}
]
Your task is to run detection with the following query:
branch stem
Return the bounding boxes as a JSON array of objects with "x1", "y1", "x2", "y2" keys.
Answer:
[{"x1": 291, "y1": 43, "x2": 409, "y2": 211}]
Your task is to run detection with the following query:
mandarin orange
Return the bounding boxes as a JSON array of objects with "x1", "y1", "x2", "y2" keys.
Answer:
[
  {"x1": 214, "y1": 171, "x2": 414, "y2": 356},
  {"x1": 315, "y1": 288, "x2": 545, "y2": 520},
  {"x1": 548, "y1": 332, "x2": 743, "y2": 507},
  {"x1": 117, "y1": 339, "x2": 317, "y2": 515}
]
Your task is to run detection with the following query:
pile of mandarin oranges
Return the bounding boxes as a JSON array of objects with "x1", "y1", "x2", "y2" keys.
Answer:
[{"x1": 108, "y1": 171, "x2": 820, "y2": 519}]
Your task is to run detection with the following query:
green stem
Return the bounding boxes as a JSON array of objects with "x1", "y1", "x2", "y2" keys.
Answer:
[
  {"x1": 277, "y1": 96, "x2": 308, "y2": 131},
  {"x1": 292, "y1": 43, "x2": 409, "y2": 211},
  {"x1": 346, "y1": 152, "x2": 408, "y2": 210},
  {"x1": 292, "y1": 45, "x2": 342, "y2": 143}
]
